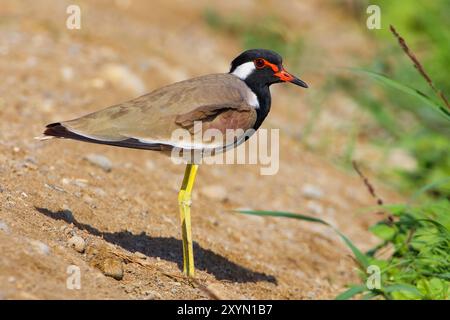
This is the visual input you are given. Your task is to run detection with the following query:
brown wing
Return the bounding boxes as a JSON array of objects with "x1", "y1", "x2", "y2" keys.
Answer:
[
  {"x1": 175, "y1": 103, "x2": 256, "y2": 132},
  {"x1": 44, "y1": 74, "x2": 257, "y2": 151},
  {"x1": 174, "y1": 103, "x2": 257, "y2": 150}
]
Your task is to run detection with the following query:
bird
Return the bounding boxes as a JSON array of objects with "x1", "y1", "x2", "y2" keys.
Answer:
[{"x1": 41, "y1": 48, "x2": 308, "y2": 277}]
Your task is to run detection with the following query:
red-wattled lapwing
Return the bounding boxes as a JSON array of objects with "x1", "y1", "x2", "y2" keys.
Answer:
[{"x1": 41, "y1": 49, "x2": 308, "y2": 277}]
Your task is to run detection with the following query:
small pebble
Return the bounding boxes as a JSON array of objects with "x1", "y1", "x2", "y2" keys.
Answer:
[
  {"x1": 68, "y1": 235, "x2": 86, "y2": 253},
  {"x1": 200, "y1": 185, "x2": 228, "y2": 202},
  {"x1": 133, "y1": 251, "x2": 146, "y2": 259},
  {"x1": 0, "y1": 221, "x2": 9, "y2": 233},
  {"x1": 145, "y1": 160, "x2": 155, "y2": 170},
  {"x1": 101, "y1": 258, "x2": 123, "y2": 280},
  {"x1": 29, "y1": 240, "x2": 50, "y2": 255},
  {"x1": 45, "y1": 183, "x2": 65, "y2": 193},
  {"x1": 60, "y1": 66, "x2": 74, "y2": 81},
  {"x1": 92, "y1": 187, "x2": 107, "y2": 197},
  {"x1": 40, "y1": 98, "x2": 54, "y2": 113},
  {"x1": 90, "y1": 78, "x2": 106, "y2": 89},
  {"x1": 301, "y1": 184, "x2": 323, "y2": 200},
  {"x1": 84, "y1": 154, "x2": 112, "y2": 172},
  {"x1": 387, "y1": 148, "x2": 417, "y2": 172},
  {"x1": 101, "y1": 63, "x2": 146, "y2": 95},
  {"x1": 83, "y1": 194, "x2": 94, "y2": 205},
  {"x1": 306, "y1": 201, "x2": 324, "y2": 215},
  {"x1": 144, "y1": 290, "x2": 162, "y2": 300},
  {"x1": 74, "y1": 179, "x2": 88, "y2": 188},
  {"x1": 123, "y1": 162, "x2": 133, "y2": 169}
]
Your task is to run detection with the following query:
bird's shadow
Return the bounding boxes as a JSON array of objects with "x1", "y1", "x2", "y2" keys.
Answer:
[{"x1": 35, "y1": 207, "x2": 277, "y2": 284}]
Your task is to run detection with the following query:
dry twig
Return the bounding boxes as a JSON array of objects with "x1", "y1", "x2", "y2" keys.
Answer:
[
  {"x1": 390, "y1": 25, "x2": 450, "y2": 110},
  {"x1": 352, "y1": 161, "x2": 383, "y2": 206},
  {"x1": 352, "y1": 161, "x2": 394, "y2": 223}
]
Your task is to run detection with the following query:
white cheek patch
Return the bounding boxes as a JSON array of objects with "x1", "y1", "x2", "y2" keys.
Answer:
[
  {"x1": 231, "y1": 62, "x2": 260, "y2": 108},
  {"x1": 231, "y1": 61, "x2": 255, "y2": 80}
]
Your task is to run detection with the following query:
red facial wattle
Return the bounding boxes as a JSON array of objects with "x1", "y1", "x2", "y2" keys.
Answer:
[
  {"x1": 254, "y1": 58, "x2": 308, "y2": 88},
  {"x1": 274, "y1": 67, "x2": 308, "y2": 88}
]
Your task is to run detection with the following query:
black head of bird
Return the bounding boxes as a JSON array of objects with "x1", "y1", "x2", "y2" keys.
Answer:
[
  {"x1": 230, "y1": 48, "x2": 308, "y2": 88},
  {"x1": 229, "y1": 48, "x2": 308, "y2": 129}
]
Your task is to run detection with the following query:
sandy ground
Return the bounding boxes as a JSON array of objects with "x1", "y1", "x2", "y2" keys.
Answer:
[{"x1": 0, "y1": 0, "x2": 401, "y2": 299}]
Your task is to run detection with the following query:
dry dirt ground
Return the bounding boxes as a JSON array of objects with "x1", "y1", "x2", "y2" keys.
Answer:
[{"x1": 0, "y1": 0, "x2": 401, "y2": 299}]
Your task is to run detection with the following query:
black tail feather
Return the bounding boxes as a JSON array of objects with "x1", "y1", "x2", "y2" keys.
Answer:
[
  {"x1": 44, "y1": 123, "x2": 72, "y2": 138},
  {"x1": 43, "y1": 123, "x2": 167, "y2": 151}
]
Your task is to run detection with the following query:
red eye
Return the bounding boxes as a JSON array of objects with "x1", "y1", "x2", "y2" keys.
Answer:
[{"x1": 254, "y1": 58, "x2": 265, "y2": 69}]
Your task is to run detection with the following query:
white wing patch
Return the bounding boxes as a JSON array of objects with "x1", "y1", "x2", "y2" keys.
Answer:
[
  {"x1": 246, "y1": 89, "x2": 259, "y2": 108},
  {"x1": 137, "y1": 138, "x2": 222, "y2": 150}
]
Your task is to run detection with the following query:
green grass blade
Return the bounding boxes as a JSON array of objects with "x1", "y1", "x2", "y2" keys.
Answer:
[
  {"x1": 361, "y1": 291, "x2": 379, "y2": 300},
  {"x1": 237, "y1": 210, "x2": 369, "y2": 268},
  {"x1": 409, "y1": 178, "x2": 450, "y2": 202},
  {"x1": 335, "y1": 285, "x2": 367, "y2": 300},
  {"x1": 431, "y1": 273, "x2": 450, "y2": 280},
  {"x1": 334, "y1": 230, "x2": 370, "y2": 268},
  {"x1": 415, "y1": 218, "x2": 449, "y2": 233},
  {"x1": 351, "y1": 69, "x2": 450, "y2": 121},
  {"x1": 237, "y1": 210, "x2": 329, "y2": 225},
  {"x1": 383, "y1": 284, "x2": 423, "y2": 296}
]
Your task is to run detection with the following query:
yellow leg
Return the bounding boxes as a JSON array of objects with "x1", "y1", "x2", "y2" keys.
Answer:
[{"x1": 178, "y1": 163, "x2": 199, "y2": 277}]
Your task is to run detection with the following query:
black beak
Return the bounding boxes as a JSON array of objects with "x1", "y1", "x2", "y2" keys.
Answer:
[
  {"x1": 275, "y1": 69, "x2": 308, "y2": 88},
  {"x1": 290, "y1": 76, "x2": 309, "y2": 88}
]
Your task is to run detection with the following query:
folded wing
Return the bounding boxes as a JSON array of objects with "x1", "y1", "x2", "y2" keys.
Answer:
[{"x1": 44, "y1": 74, "x2": 257, "y2": 152}]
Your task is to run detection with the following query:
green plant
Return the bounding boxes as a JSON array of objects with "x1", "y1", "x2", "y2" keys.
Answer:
[
  {"x1": 237, "y1": 189, "x2": 450, "y2": 300},
  {"x1": 352, "y1": 69, "x2": 450, "y2": 121},
  {"x1": 352, "y1": 200, "x2": 450, "y2": 300}
]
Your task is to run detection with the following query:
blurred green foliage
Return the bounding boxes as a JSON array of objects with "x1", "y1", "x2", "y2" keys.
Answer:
[
  {"x1": 338, "y1": 2, "x2": 450, "y2": 299},
  {"x1": 203, "y1": 8, "x2": 304, "y2": 70},
  {"x1": 373, "y1": 0, "x2": 450, "y2": 94},
  {"x1": 339, "y1": 1, "x2": 450, "y2": 199}
]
